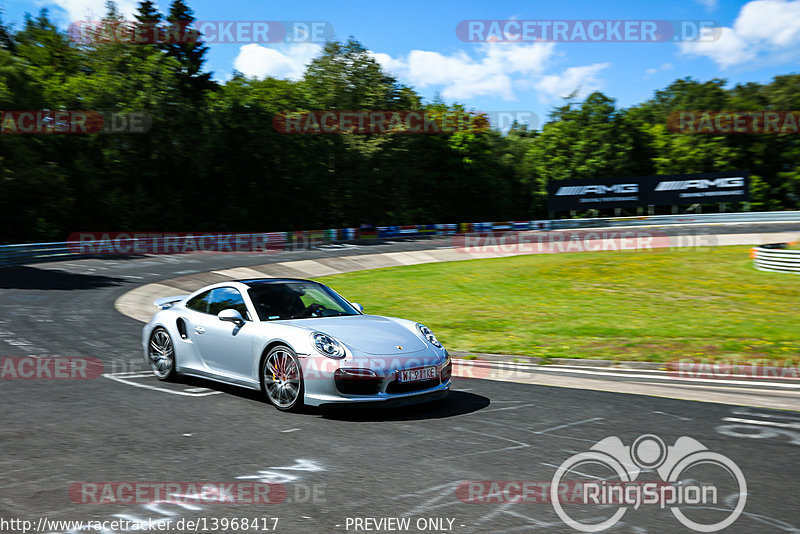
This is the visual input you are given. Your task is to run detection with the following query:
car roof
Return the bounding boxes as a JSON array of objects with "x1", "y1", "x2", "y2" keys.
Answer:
[{"x1": 238, "y1": 278, "x2": 316, "y2": 287}]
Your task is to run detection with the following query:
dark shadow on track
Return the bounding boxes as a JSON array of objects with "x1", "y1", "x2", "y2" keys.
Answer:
[
  {"x1": 0, "y1": 266, "x2": 127, "y2": 290},
  {"x1": 175, "y1": 375, "x2": 490, "y2": 420},
  {"x1": 320, "y1": 391, "x2": 490, "y2": 421},
  {"x1": 177, "y1": 374, "x2": 264, "y2": 398}
]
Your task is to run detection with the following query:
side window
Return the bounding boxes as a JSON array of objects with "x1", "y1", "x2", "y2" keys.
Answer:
[
  {"x1": 186, "y1": 290, "x2": 212, "y2": 313},
  {"x1": 208, "y1": 287, "x2": 250, "y2": 320}
]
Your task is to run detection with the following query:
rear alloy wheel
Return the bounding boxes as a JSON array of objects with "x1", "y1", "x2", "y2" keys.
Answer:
[
  {"x1": 262, "y1": 345, "x2": 304, "y2": 412},
  {"x1": 148, "y1": 327, "x2": 176, "y2": 381}
]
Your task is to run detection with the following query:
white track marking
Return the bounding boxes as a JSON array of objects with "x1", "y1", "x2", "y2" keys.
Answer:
[
  {"x1": 103, "y1": 373, "x2": 221, "y2": 396},
  {"x1": 722, "y1": 417, "x2": 800, "y2": 429},
  {"x1": 534, "y1": 417, "x2": 604, "y2": 434},
  {"x1": 478, "y1": 403, "x2": 537, "y2": 413},
  {"x1": 442, "y1": 427, "x2": 531, "y2": 460},
  {"x1": 481, "y1": 420, "x2": 600, "y2": 443},
  {"x1": 652, "y1": 410, "x2": 691, "y2": 421},
  {"x1": 731, "y1": 407, "x2": 800, "y2": 421}
]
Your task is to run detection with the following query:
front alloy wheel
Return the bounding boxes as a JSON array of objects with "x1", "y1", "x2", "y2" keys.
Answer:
[
  {"x1": 148, "y1": 327, "x2": 175, "y2": 380},
  {"x1": 262, "y1": 345, "x2": 304, "y2": 412}
]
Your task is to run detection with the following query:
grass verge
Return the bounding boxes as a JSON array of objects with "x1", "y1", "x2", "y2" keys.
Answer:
[{"x1": 319, "y1": 246, "x2": 800, "y2": 363}]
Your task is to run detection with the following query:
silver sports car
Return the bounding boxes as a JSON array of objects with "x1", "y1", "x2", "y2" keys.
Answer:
[{"x1": 142, "y1": 278, "x2": 451, "y2": 411}]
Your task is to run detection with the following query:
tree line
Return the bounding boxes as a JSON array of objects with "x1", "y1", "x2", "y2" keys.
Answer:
[{"x1": 0, "y1": 1, "x2": 798, "y2": 244}]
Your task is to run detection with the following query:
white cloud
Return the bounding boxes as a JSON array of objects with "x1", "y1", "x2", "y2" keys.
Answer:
[
  {"x1": 680, "y1": 27, "x2": 756, "y2": 67},
  {"x1": 233, "y1": 40, "x2": 609, "y2": 104},
  {"x1": 369, "y1": 52, "x2": 409, "y2": 77},
  {"x1": 372, "y1": 42, "x2": 556, "y2": 101},
  {"x1": 47, "y1": 0, "x2": 139, "y2": 22},
  {"x1": 233, "y1": 43, "x2": 322, "y2": 80},
  {"x1": 680, "y1": 0, "x2": 800, "y2": 68},
  {"x1": 645, "y1": 62, "x2": 674, "y2": 75},
  {"x1": 735, "y1": 0, "x2": 800, "y2": 46},
  {"x1": 534, "y1": 63, "x2": 611, "y2": 100}
]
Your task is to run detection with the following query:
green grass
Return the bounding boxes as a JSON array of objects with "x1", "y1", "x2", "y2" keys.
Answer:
[{"x1": 318, "y1": 246, "x2": 800, "y2": 363}]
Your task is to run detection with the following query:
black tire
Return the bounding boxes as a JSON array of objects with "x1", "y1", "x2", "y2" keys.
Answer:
[
  {"x1": 147, "y1": 327, "x2": 176, "y2": 381},
  {"x1": 261, "y1": 345, "x2": 305, "y2": 412}
]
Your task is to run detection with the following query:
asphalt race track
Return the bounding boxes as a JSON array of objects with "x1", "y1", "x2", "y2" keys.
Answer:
[{"x1": 1, "y1": 226, "x2": 799, "y2": 533}]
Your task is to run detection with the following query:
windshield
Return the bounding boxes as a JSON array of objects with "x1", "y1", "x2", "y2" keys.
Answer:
[{"x1": 248, "y1": 282, "x2": 360, "y2": 321}]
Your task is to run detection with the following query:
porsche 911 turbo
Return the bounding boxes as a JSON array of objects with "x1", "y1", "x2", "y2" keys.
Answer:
[{"x1": 142, "y1": 278, "x2": 451, "y2": 411}]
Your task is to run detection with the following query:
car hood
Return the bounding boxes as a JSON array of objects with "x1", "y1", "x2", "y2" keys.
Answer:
[{"x1": 288, "y1": 315, "x2": 429, "y2": 355}]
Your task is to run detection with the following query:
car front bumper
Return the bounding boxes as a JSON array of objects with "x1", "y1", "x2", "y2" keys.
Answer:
[{"x1": 305, "y1": 379, "x2": 451, "y2": 407}]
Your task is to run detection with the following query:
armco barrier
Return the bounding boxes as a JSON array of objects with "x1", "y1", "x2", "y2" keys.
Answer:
[
  {"x1": 1, "y1": 211, "x2": 799, "y2": 268},
  {"x1": 752, "y1": 244, "x2": 800, "y2": 273},
  {"x1": 550, "y1": 210, "x2": 800, "y2": 228},
  {"x1": 0, "y1": 242, "x2": 77, "y2": 267}
]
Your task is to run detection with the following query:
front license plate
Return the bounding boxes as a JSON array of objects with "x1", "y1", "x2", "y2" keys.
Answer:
[{"x1": 399, "y1": 366, "x2": 437, "y2": 383}]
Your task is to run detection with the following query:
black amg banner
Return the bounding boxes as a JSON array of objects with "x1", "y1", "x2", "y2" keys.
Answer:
[{"x1": 547, "y1": 171, "x2": 749, "y2": 212}]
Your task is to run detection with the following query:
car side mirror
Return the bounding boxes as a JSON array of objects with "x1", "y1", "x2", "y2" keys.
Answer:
[
  {"x1": 218, "y1": 308, "x2": 245, "y2": 326},
  {"x1": 351, "y1": 302, "x2": 364, "y2": 313}
]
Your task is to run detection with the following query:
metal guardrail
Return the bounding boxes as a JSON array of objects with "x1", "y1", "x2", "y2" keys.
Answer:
[
  {"x1": 752, "y1": 244, "x2": 800, "y2": 273},
  {"x1": 550, "y1": 210, "x2": 800, "y2": 229},
  {"x1": 2, "y1": 211, "x2": 799, "y2": 268},
  {"x1": 0, "y1": 242, "x2": 80, "y2": 268}
]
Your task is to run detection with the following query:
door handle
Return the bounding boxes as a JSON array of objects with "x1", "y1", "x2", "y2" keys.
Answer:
[{"x1": 194, "y1": 326, "x2": 205, "y2": 334}]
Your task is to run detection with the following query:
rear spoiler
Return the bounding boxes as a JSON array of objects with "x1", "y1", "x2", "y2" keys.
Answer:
[{"x1": 153, "y1": 295, "x2": 189, "y2": 309}]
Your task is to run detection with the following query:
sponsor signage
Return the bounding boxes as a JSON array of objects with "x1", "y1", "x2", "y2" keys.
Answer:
[
  {"x1": 651, "y1": 172, "x2": 748, "y2": 205},
  {"x1": 547, "y1": 178, "x2": 643, "y2": 211},
  {"x1": 547, "y1": 171, "x2": 749, "y2": 211}
]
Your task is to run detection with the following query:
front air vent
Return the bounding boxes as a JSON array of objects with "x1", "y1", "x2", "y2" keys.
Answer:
[
  {"x1": 334, "y1": 369, "x2": 382, "y2": 395},
  {"x1": 176, "y1": 318, "x2": 188, "y2": 339}
]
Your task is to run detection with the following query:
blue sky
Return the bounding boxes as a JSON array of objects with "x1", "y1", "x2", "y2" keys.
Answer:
[{"x1": 3, "y1": 0, "x2": 800, "y2": 127}]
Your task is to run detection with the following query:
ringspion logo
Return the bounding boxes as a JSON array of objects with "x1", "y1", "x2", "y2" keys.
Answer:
[{"x1": 551, "y1": 434, "x2": 746, "y2": 532}]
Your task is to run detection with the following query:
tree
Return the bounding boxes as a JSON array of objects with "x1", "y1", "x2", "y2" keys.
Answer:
[
  {"x1": 523, "y1": 92, "x2": 638, "y2": 188},
  {"x1": 136, "y1": 1, "x2": 162, "y2": 23},
  {"x1": 302, "y1": 39, "x2": 416, "y2": 110},
  {"x1": 0, "y1": 9, "x2": 15, "y2": 52},
  {"x1": 164, "y1": 0, "x2": 214, "y2": 100},
  {"x1": 133, "y1": 1, "x2": 162, "y2": 49},
  {"x1": 1, "y1": 8, "x2": 799, "y2": 243}
]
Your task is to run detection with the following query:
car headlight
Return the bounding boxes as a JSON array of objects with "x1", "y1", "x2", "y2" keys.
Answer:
[
  {"x1": 311, "y1": 332, "x2": 346, "y2": 359},
  {"x1": 416, "y1": 323, "x2": 442, "y2": 348}
]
